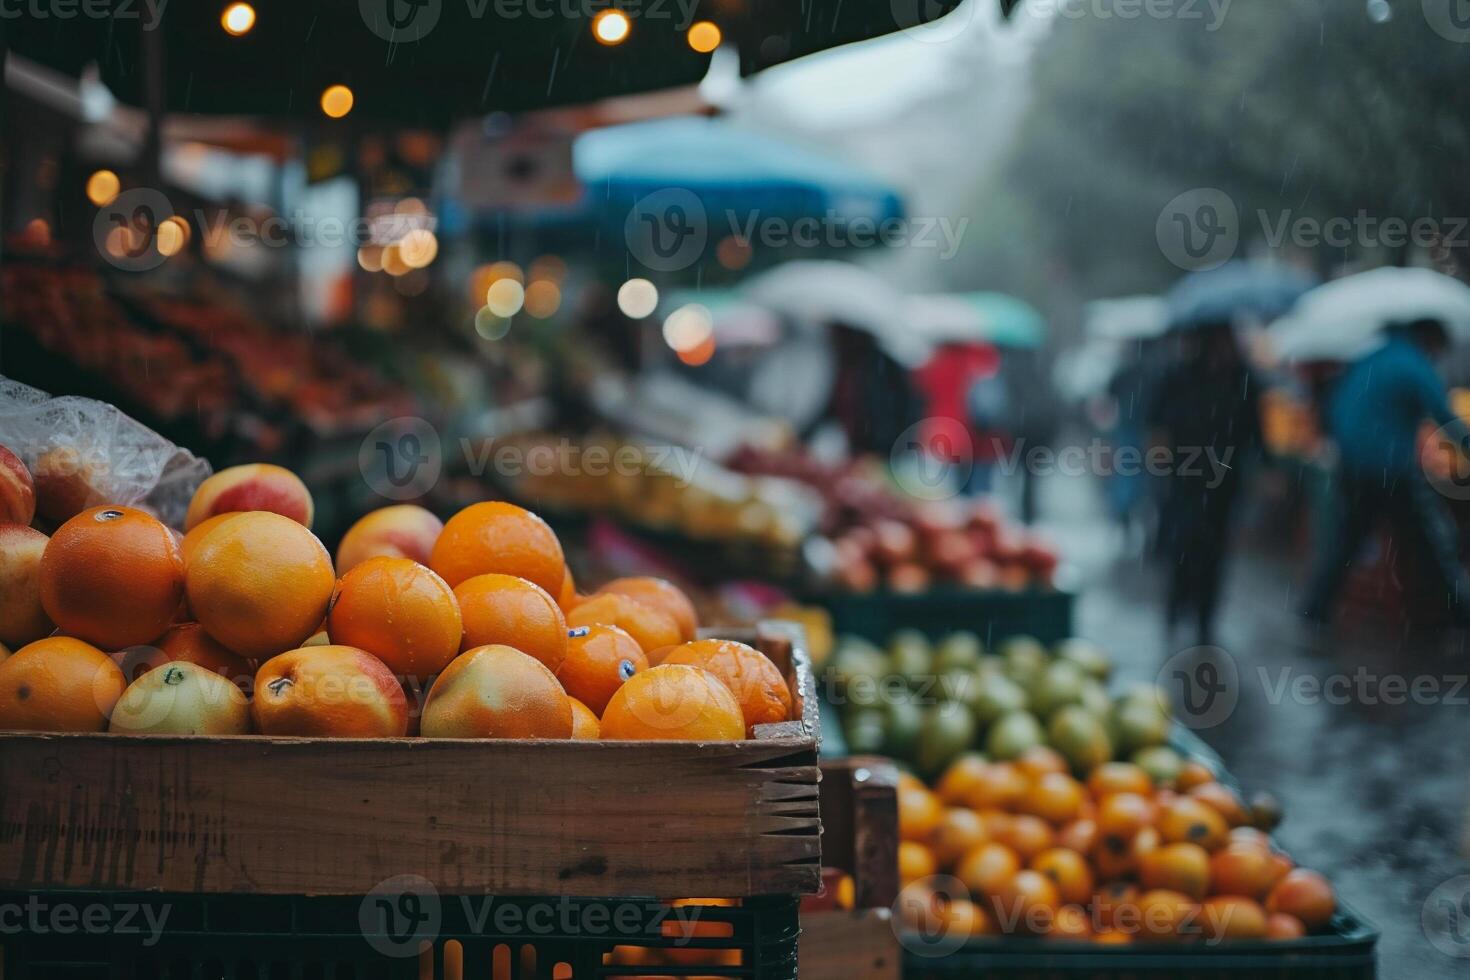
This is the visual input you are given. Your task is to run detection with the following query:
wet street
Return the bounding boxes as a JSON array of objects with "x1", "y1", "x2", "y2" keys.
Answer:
[{"x1": 1032, "y1": 467, "x2": 1470, "y2": 978}]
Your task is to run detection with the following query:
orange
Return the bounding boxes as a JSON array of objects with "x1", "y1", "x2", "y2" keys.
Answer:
[
  {"x1": 0, "y1": 636, "x2": 126, "y2": 732},
  {"x1": 145, "y1": 622, "x2": 255, "y2": 690},
  {"x1": 1088, "y1": 762, "x2": 1153, "y2": 799},
  {"x1": 1139, "y1": 843, "x2": 1211, "y2": 900},
  {"x1": 1265, "y1": 869, "x2": 1335, "y2": 931},
  {"x1": 1015, "y1": 746, "x2": 1069, "y2": 781},
  {"x1": 1031, "y1": 848, "x2": 1094, "y2": 906},
  {"x1": 956, "y1": 842, "x2": 1020, "y2": 897},
  {"x1": 1158, "y1": 797, "x2": 1229, "y2": 851},
  {"x1": 996, "y1": 814, "x2": 1054, "y2": 862},
  {"x1": 931, "y1": 808, "x2": 988, "y2": 867},
  {"x1": 596, "y1": 577, "x2": 698, "y2": 641},
  {"x1": 1176, "y1": 760, "x2": 1216, "y2": 791},
  {"x1": 429, "y1": 501, "x2": 565, "y2": 594},
  {"x1": 660, "y1": 638, "x2": 790, "y2": 736},
  {"x1": 454, "y1": 573, "x2": 568, "y2": 672},
  {"x1": 1189, "y1": 782, "x2": 1250, "y2": 827},
  {"x1": 421, "y1": 644, "x2": 573, "y2": 739},
  {"x1": 935, "y1": 753, "x2": 990, "y2": 805},
  {"x1": 1093, "y1": 881, "x2": 1140, "y2": 931},
  {"x1": 558, "y1": 566, "x2": 578, "y2": 612},
  {"x1": 334, "y1": 504, "x2": 443, "y2": 574},
  {"x1": 566, "y1": 593, "x2": 681, "y2": 654},
  {"x1": 1210, "y1": 843, "x2": 1278, "y2": 899},
  {"x1": 1136, "y1": 889, "x2": 1198, "y2": 943},
  {"x1": 1266, "y1": 912, "x2": 1307, "y2": 940},
  {"x1": 1057, "y1": 817, "x2": 1098, "y2": 855},
  {"x1": 961, "y1": 761, "x2": 1029, "y2": 812},
  {"x1": 898, "y1": 775, "x2": 944, "y2": 843},
  {"x1": 569, "y1": 697, "x2": 600, "y2": 739},
  {"x1": 1020, "y1": 772, "x2": 1085, "y2": 826},
  {"x1": 899, "y1": 841, "x2": 938, "y2": 886},
  {"x1": 186, "y1": 512, "x2": 335, "y2": 659},
  {"x1": 327, "y1": 557, "x2": 462, "y2": 679},
  {"x1": 39, "y1": 506, "x2": 185, "y2": 650},
  {"x1": 556, "y1": 624, "x2": 648, "y2": 715},
  {"x1": 1048, "y1": 904, "x2": 1093, "y2": 941},
  {"x1": 1097, "y1": 792, "x2": 1156, "y2": 855},
  {"x1": 179, "y1": 513, "x2": 234, "y2": 567},
  {"x1": 1200, "y1": 896, "x2": 1267, "y2": 941},
  {"x1": 253, "y1": 644, "x2": 408, "y2": 737},
  {"x1": 599, "y1": 664, "x2": 743, "y2": 741},
  {"x1": 938, "y1": 898, "x2": 993, "y2": 938},
  {"x1": 989, "y1": 869, "x2": 1059, "y2": 936}
]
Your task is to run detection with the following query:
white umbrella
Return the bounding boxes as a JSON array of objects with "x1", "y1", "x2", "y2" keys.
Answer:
[
  {"x1": 1273, "y1": 267, "x2": 1470, "y2": 362},
  {"x1": 1085, "y1": 296, "x2": 1169, "y2": 342},
  {"x1": 742, "y1": 260, "x2": 931, "y2": 365}
]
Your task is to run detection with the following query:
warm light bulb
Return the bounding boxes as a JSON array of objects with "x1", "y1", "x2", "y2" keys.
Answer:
[
  {"x1": 617, "y1": 278, "x2": 658, "y2": 318},
  {"x1": 592, "y1": 9, "x2": 631, "y2": 45},
  {"x1": 687, "y1": 21, "x2": 721, "y2": 53},
  {"x1": 320, "y1": 84, "x2": 355, "y2": 119},
  {"x1": 221, "y1": 3, "x2": 256, "y2": 36},
  {"x1": 86, "y1": 170, "x2": 120, "y2": 207}
]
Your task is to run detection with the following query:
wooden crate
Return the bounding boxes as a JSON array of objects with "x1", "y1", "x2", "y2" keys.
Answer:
[
  {"x1": 0, "y1": 621, "x2": 820, "y2": 898},
  {"x1": 800, "y1": 757, "x2": 902, "y2": 980}
]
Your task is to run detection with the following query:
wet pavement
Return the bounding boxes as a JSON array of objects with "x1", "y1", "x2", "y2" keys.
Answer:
[{"x1": 1025, "y1": 466, "x2": 1470, "y2": 978}]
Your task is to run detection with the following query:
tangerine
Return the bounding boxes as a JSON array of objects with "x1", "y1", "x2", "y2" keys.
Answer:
[
  {"x1": 556, "y1": 624, "x2": 647, "y2": 716},
  {"x1": 599, "y1": 663, "x2": 743, "y2": 741},
  {"x1": 328, "y1": 557, "x2": 463, "y2": 679},
  {"x1": 660, "y1": 638, "x2": 791, "y2": 735},
  {"x1": 455, "y1": 573, "x2": 568, "y2": 672},
  {"x1": 0, "y1": 636, "x2": 126, "y2": 732},
  {"x1": 429, "y1": 501, "x2": 565, "y2": 594}
]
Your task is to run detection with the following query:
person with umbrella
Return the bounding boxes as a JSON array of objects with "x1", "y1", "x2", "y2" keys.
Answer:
[
  {"x1": 1298, "y1": 318, "x2": 1470, "y2": 625},
  {"x1": 1148, "y1": 320, "x2": 1263, "y2": 647}
]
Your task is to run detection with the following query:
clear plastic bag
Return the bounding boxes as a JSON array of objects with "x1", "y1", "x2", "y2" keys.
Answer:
[{"x1": 0, "y1": 377, "x2": 212, "y2": 529}]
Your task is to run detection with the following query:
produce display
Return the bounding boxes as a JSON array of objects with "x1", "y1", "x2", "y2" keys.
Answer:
[
  {"x1": 0, "y1": 445, "x2": 793, "y2": 742},
  {"x1": 731, "y1": 448, "x2": 1057, "y2": 592},
  {"x1": 827, "y1": 630, "x2": 1339, "y2": 944}
]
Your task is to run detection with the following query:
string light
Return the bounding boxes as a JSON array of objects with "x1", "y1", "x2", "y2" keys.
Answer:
[
  {"x1": 592, "y1": 9, "x2": 631, "y2": 45},
  {"x1": 221, "y1": 3, "x2": 256, "y2": 36},
  {"x1": 320, "y1": 85, "x2": 355, "y2": 119}
]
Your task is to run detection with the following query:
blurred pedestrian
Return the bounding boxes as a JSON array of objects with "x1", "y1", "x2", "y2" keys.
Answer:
[
  {"x1": 913, "y1": 341, "x2": 1004, "y2": 495},
  {"x1": 1150, "y1": 321, "x2": 1262, "y2": 646},
  {"x1": 1300, "y1": 319, "x2": 1470, "y2": 625}
]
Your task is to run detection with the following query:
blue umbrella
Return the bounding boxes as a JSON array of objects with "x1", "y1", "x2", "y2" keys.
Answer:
[
  {"x1": 1166, "y1": 260, "x2": 1318, "y2": 330},
  {"x1": 573, "y1": 116, "x2": 903, "y2": 234}
]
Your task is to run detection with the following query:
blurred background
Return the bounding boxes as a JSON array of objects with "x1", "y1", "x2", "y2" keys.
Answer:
[{"x1": 4, "y1": 0, "x2": 1470, "y2": 972}]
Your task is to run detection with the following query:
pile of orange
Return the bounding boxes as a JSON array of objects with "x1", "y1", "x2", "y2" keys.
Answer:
[
  {"x1": 898, "y1": 750, "x2": 1337, "y2": 944},
  {"x1": 0, "y1": 461, "x2": 794, "y2": 742}
]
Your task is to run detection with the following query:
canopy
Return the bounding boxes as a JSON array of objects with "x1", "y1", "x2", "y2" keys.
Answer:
[
  {"x1": 662, "y1": 289, "x2": 782, "y2": 346},
  {"x1": 1085, "y1": 296, "x2": 1169, "y2": 342},
  {"x1": 1272, "y1": 267, "x2": 1470, "y2": 362},
  {"x1": 741, "y1": 261, "x2": 930, "y2": 366},
  {"x1": 574, "y1": 116, "x2": 903, "y2": 228}
]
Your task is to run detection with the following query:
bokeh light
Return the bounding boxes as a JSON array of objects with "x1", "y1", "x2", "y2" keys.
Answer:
[
  {"x1": 678, "y1": 335, "x2": 717, "y2": 366},
  {"x1": 524, "y1": 281, "x2": 562, "y2": 319},
  {"x1": 487, "y1": 278, "x2": 526, "y2": 317},
  {"x1": 381, "y1": 243, "x2": 410, "y2": 276},
  {"x1": 220, "y1": 3, "x2": 256, "y2": 36},
  {"x1": 687, "y1": 21, "x2": 722, "y2": 53},
  {"x1": 617, "y1": 278, "x2": 659, "y2": 318},
  {"x1": 86, "y1": 170, "x2": 120, "y2": 207},
  {"x1": 475, "y1": 306, "x2": 512, "y2": 340},
  {"x1": 592, "y1": 9, "x2": 631, "y2": 45},
  {"x1": 398, "y1": 229, "x2": 439, "y2": 269},
  {"x1": 320, "y1": 85, "x2": 355, "y2": 119},
  {"x1": 662, "y1": 304, "x2": 714, "y2": 352}
]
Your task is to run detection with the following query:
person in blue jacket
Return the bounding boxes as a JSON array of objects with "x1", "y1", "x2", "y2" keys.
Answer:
[{"x1": 1300, "y1": 319, "x2": 1470, "y2": 624}]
